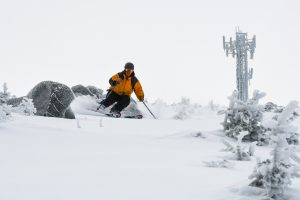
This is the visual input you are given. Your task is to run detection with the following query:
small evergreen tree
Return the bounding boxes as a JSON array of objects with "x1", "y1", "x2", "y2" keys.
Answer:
[
  {"x1": 0, "y1": 83, "x2": 12, "y2": 122},
  {"x1": 0, "y1": 82, "x2": 11, "y2": 102},
  {"x1": 249, "y1": 101, "x2": 300, "y2": 199},
  {"x1": 207, "y1": 100, "x2": 218, "y2": 111},
  {"x1": 222, "y1": 90, "x2": 268, "y2": 145},
  {"x1": 0, "y1": 104, "x2": 11, "y2": 121},
  {"x1": 221, "y1": 131, "x2": 256, "y2": 161}
]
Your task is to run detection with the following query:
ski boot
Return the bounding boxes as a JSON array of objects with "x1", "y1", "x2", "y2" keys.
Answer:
[{"x1": 110, "y1": 109, "x2": 121, "y2": 118}]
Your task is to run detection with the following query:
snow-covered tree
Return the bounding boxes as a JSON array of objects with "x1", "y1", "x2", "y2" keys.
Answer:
[
  {"x1": 264, "y1": 102, "x2": 284, "y2": 113},
  {"x1": 249, "y1": 101, "x2": 300, "y2": 199},
  {"x1": 0, "y1": 103, "x2": 11, "y2": 122},
  {"x1": 221, "y1": 131, "x2": 256, "y2": 161},
  {"x1": 0, "y1": 83, "x2": 12, "y2": 122},
  {"x1": 263, "y1": 104, "x2": 299, "y2": 145},
  {"x1": 171, "y1": 97, "x2": 205, "y2": 120},
  {"x1": 222, "y1": 90, "x2": 268, "y2": 145},
  {"x1": 0, "y1": 82, "x2": 11, "y2": 103},
  {"x1": 12, "y1": 97, "x2": 37, "y2": 116},
  {"x1": 208, "y1": 100, "x2": 217, "y2": 111},
  {"x1": 173, "y1": 97, "x2": 191, "y2": 120}
]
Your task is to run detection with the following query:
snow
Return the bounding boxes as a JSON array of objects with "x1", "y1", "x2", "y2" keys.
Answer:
[{"x1": 1, "y1": 100, "x2": 300, "y2": 200}]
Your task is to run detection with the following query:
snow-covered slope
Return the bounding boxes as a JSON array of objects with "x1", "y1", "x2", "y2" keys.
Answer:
[{"x1": 1, "y1": 103, "x2": 300, "y2": 200}]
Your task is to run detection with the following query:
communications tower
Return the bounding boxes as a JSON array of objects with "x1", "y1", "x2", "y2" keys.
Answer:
[{"x1": 223, "y1": 28, "x2": 256, "y2": 102}]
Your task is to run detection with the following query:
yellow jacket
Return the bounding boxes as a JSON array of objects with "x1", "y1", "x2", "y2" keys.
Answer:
[{"x1": 109, "y1": 71, "x2": 144, "y2": 101}]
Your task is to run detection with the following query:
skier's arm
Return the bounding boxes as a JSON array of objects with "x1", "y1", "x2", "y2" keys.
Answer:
[
  {"x1": 109, "y1": 73, "x2": 121, "y2": 86},
  {"x1": 134, "y1": 81, "x2": 144, "y2": 101}
]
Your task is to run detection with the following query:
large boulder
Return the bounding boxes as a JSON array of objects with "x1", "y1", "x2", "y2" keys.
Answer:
[
  {"x1": 71, "y1": 85, "x2": 94, "y2": 97},
  {"x1": 27, "y1": 81, "x2": 75, "y2": 119},
  {"x1": 71, "y1": 85, "x2": 103, "y2": 99},
  {"x1": 86, "y1": 85, "x2": 103, "y2": 98}
]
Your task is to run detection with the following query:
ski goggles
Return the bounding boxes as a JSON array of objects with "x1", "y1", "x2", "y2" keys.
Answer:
[{"x1": 125, "y1": 68, "x2": 133, "y2": 73}]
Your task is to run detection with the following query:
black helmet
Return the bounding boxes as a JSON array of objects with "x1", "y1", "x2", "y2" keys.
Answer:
[{"x1": 124, "y1": 62, "x2": 134, "y2": 70}]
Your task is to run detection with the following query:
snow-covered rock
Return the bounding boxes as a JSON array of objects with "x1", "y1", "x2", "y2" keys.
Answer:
[{"x1": 28, "y1": 81, "x2": 75, "y2": 119}]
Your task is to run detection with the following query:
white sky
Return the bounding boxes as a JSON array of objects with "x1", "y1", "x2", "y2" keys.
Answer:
[{"x1": 1, "y1": 0, "x2": 300, "y2": 105}]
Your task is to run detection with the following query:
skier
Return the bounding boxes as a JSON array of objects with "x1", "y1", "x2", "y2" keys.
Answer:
[{"x1": 97, "y1": 62, "x2": 144, "y2": 117}]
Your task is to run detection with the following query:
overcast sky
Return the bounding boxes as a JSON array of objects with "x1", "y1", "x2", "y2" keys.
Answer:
[{"x1": 1, "y1": 0, "x2": 300, "y2": 105}]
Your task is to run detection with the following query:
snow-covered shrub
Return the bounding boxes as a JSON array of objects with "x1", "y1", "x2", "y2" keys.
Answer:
[
  {"x1": 249, "y1": 101, "x2": 300, "y2": 199},
  {"x1": 203, "y1": 160, "x2": 234, "y2": 169},
  {"x1": 172, "y1": 97, "x2": 219, "y2": 120},
  {"x1": 191, "y1": 131, "x2": 206, "y2": 139},
  {"x1": 144, "y1": 98, "x2": 221, "y2": 119},
  {"x1": 267, "y1": 103, "x2": 299, "y2": 125},
  {"x1": 222, "y1": 90, "x2": 268, "y2": 145},
  {"x1": 11, "y1": 97, "x2": 37, "y2": 116},
  {"x1": 264, "y1": 102, "x2": 284, "y2": 113},
  {"x1": 0, "y1": 83, "x2": 12, "y2": 122},
  {"x1": 265, "y1": 102, "x2": 299, "y2": 133},
  {"x1": 263, "y1": 104, "x2": 299, "y2": 145},
  {"x1": 221, "y1": 131, "x2": 256, "y2": 161},
  {"x1": 0, "y1": 103, "x2": 11, "y2": 121},
  {"x1": 173, "y1": 97, "x2": 193, "y2": 120}
]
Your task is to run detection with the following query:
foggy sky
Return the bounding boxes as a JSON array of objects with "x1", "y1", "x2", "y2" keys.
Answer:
[{"x1": 1, "y1": 0, "x2": 300, "y2": 105}]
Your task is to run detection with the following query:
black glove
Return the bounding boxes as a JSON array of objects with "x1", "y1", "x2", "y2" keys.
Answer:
[{"x1": 139, "y1": 96, "x2": 144, "y2": 102}]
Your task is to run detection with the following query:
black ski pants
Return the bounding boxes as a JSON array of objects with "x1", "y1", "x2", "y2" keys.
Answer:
[{"x1": 101, "y1": 91, "x2": 130, "y2": 112}]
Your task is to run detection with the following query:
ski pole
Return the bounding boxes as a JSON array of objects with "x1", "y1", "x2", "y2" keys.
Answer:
[{"x1": 142, "y1": 101, "x2": 157, "y2": 119}]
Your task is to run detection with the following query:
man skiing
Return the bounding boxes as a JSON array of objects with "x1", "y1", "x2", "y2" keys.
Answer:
[{"x1": 97, "y1": 62, "x2": 144, "y2": 117}]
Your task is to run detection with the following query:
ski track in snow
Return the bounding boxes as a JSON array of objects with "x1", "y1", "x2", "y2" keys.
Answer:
[{"x1": 1, "y1": 111, "x2": 300, "y2": 200}]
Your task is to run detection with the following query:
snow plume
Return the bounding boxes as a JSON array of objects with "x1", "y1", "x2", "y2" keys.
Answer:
[
  {"x1": 71, "y1": 95, "x2": 100, "y2": 116},
  {"x1": 71, "y1": 96, "x2": 221, "y2": 119},
  {"x1": 249, "y1": 101, "x2": 300, "y2": 200},
  {"x1": 222, "y1": 90, "x2": 268, "y2": 145},
  {"x1": 71, "y1": 95, "x2": 142, "y2": 117}
]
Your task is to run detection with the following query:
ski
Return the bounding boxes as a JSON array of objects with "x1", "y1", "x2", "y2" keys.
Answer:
[
  {"x1": 95, "y1": 110, "x2": 143, "y2": 119},
  {"x1": 104, "y1": 113, "x2": 143, "y2": 119}
]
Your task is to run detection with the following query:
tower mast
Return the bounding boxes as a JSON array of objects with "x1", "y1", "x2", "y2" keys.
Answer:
[{"x1": 223, "y1": 28, "x2": 256, "y2": 102}]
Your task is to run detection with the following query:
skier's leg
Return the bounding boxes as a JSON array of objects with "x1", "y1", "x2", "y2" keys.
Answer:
[
  {"x1": 111, "y1": 95, "x2": 130, "y2": 112},
  {"x1": 106, "y1": 90, "x2": 113, "y2": 98},
  {"x1": 101, "y1": 91, "x2": 120, "y2": 108},
  {"x1": 99, "y1": 90, "x2": 113, "y2": 106}
]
